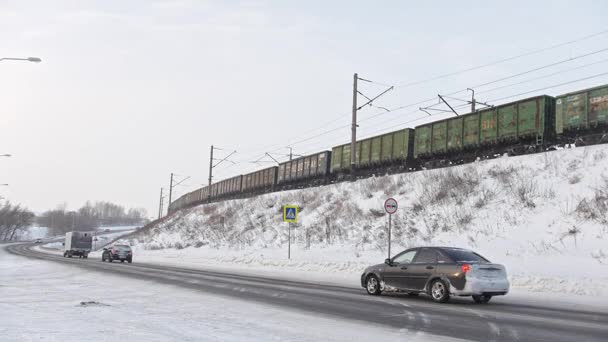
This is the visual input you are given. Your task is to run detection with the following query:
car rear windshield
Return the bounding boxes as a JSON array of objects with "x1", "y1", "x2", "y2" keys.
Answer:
[
  {"x1": 443, "y1": 249, "x2": 489, "y2": 263},
  {"x1": 114, "y1": 245, "x2": 131, "y2": 251}
]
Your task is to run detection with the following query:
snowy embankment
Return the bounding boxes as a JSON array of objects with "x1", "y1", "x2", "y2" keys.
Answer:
[{"x1": 122, "y1": 145, "x2": 608, "y2": 298}]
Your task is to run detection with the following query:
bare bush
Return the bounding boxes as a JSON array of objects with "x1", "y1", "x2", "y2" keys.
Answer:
[
  {"x1": 593, "y1": 150, "x2": 606, "y2": 163},
  {"x1": 474, "y1": 187, "x2": 496, "y2": 208},
  {"x1": 417, "y1": 167, "x2": 480, "y2": 206},
  {"x1": 369, "y1": 208, "x2": 385, "y2": 218},
  {"x1": 575, "y1": 181, "x2": 608, "y2": 226},
  {"x1": 568, "y1": 174, "x2": 582, "y2": 184},
  {"x1": 567, "y1": 159, "x2": 581, "y2": 172},
  {"x1": 487, "y1": 164, "x2": 517, "y2": 185}
]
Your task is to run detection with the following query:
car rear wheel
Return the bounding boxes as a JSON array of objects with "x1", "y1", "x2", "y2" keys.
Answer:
[
  {"x1": 108, "y1": 258, "x2": 113, "y2": 263},
  {"x1": 430, "y1": 279, "x2": 450, "y2": 303},
  {"x1": 121, "y1": 260, "x2": 125, "y2": 263},
  {"x1": 472, "y1": 295, "x2": 492, "y2": 304},
  {"x1": 365, "y1": 275, "x2": 382, "y2": 295}
]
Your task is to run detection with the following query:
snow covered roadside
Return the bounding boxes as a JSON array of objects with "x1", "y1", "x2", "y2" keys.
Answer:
[{"x1": 1, "y1": 246, "x2": 467, "y2": 342}]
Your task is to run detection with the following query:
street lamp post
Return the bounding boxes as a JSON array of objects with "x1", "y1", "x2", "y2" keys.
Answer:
[{"x1": 0, "y1": 57, "x2": 42, "y2": 63}]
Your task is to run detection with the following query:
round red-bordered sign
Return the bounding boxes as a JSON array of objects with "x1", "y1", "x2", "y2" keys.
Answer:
[{"x1": 384, "y1": 198, "x2": 398, "y2": 214}]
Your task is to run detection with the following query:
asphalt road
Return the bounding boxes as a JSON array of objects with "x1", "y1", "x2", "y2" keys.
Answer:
[{"x1": 7, "y1": 243, "x2": 608, "y2": 342}]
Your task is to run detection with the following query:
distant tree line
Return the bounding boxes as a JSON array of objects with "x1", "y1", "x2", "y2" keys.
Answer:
[
  {"x1": 0, "y1": 201, "x2": 35, "y2": 241},
  {"x1": 37, "y1": 201, "x2": 148, "y2": 236}
]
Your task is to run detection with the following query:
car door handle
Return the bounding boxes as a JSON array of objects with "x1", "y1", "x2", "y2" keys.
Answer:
[
  {"x1": 400, "y1": 266, "x2": 408, "y2": 270},
  {"x1": 426, "y1": 266, "x2": 435, "y2": 270}
]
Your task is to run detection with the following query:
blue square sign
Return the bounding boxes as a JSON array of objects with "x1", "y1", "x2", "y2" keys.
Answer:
[{"x1": 283, "y1": 205, "x2": 298, "y2": 223}]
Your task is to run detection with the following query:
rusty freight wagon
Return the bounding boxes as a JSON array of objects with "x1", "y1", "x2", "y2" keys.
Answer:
[
  {"x1": 242, "y1": 166, "x2": 277, "y2": 193},
  {"x1": 555, "y1": 84, "x2": 608, "y2": 145},
  {"x1": 414, "y1": 95, "x2": 555, "y2": 160},
  {"x1": 212, "y1": 175, "x2": 243, "y2": 199},
  {"x1": 331, "y1": 128, "x2": 415, "y2": 173}
]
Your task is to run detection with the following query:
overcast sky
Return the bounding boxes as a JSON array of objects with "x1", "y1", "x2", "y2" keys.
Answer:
[{"x1": 1, "y1": 0, "x2": 608, "y2": 217}]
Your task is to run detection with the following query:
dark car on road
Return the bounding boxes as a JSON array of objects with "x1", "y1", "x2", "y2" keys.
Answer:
[
  {"x1": 361, "y1": 247, "x2": 509, "y2": 303},
  {"x1": 102, "y1": 245, "x2": 133, "y2": 263}
]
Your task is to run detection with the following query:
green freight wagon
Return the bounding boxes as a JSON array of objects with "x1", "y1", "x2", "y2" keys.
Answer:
[
  {"x1": 415, "y1": 94, "x2": 554, "y2": 158},
  {"x1": 330, "y1": 128, "x2": 415, "y2": 173},
  {"x1": 555, "y1": 84, "x2": 608, "y2": 140}
]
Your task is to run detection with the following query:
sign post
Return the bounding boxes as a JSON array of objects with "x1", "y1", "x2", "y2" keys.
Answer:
[
  {"x1": 384, "y1": 198, "x2": 398, "y2": 259},
  {"x1": 283, "y1": 205, "x2": 299, "y2": 260}
]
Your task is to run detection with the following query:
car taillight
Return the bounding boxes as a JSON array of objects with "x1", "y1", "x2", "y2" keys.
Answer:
[{"x1": 461, "y1": 264, "x2": 471, "y2": 274}]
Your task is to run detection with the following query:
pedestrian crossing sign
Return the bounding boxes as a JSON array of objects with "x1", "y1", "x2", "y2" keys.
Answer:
[{"x1": 283, "y1": 205, "x2": 299, "y2": 223}]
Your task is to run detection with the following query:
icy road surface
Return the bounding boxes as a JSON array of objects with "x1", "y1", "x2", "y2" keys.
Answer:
[
  {"x1": 0, "y1": 244, "x2": 455, "y2": 342},
  {"x1": 5, "y1": 243, "x2": 608, "y2": 342}
]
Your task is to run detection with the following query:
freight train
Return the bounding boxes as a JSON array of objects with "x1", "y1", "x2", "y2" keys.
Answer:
[{"x1": 168, "y1": 83, "x2": 608, "y2": 213}]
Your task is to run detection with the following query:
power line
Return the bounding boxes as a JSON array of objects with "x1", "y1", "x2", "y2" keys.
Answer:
[
  {"x1": 354, "y1": 45, "x2": 608, "y2": 128},
  {"x1": 220, "y1": 44, "x2": 608, "y2": 165},
  {"x1": 475, "y1": 57, "x2": 608, "y2": 96},
  {"x1": 393, "y1": 28, "x2": 608, "y2": 89},
  {"x1": 360, "y1": 73, "x2": 608, "y2": 140}
]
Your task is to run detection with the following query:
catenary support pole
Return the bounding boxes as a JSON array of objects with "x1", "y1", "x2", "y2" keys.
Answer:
[
  {"x1": 168, "y1": 173, "x2": 174, "y2": 214},
  {"x1": 208, "y1": 145, "x2": 214, "y2": 200},
  {"x1": 350, "y1": 73, "x2": 358, "y2": 173},
  {"x1": 158, "y1": 188, "x2": 163, "y2": 219}
]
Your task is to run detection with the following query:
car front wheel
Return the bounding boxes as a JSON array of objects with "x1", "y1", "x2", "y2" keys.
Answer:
[
  {"x1": 472, "y1": 295, "x2": 492, "y2": 304},
  {"x1": 365, "y1": 275, "x2": 382, "y2": 295},
  {"x1": 430, "y1": 279, "x2": 450, "y2": 303}
]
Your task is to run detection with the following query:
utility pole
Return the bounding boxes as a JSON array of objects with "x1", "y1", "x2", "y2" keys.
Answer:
[
  {"x1": 158, "y1": 188, "x2": 164, "y2": 219},
  {"x1": 168, "y1": 173, "x2": 174, "y2": 209},
  {"x1": 468, "y1": 88, "x2": 476, "y2": 112},
  {"x1": 351, "y1": 73, "x2": 358, "y2": 173},
  {"x1": 208, "y1": 145, "x2": 214, "y2": 200},
  {"x1": 288, "y1": 146, "x2": 293, "y2": 161},
  {"x1": 349, "y1": 73, "x2": 393, "y2": 173}
]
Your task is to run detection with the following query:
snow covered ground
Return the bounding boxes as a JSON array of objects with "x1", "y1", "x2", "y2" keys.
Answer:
[
  {"x1": 120, "y1": 144, "x2": 608, "y2": 300},
  {"x1": 0, "y1": 246, "x2": 462, "y2": 342}
]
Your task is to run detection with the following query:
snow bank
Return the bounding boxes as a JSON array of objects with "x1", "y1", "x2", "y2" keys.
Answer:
[{"x1": 122, "y1": 144, "x2": 608, "y2": 298}]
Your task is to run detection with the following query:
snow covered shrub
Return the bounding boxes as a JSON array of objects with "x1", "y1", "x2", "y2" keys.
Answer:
[
  {"x1": 576, "y1": 179, "x2": 608, "y2": 226},
  {"x1": 568, "y1": 174, "x2": 582, "y2": 184},
  {"x1": 487, "y1": 164, "x2": 517, "y2": 185},
  {"x1": 514, "y1": 178, "x2": 538, "y2": 208}
]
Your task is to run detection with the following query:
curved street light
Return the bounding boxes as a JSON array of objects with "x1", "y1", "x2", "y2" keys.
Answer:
[
  {"x1": 0, "y1": 154, "x2": 11, "y2": 157},
  {"x1": 0, "y1": 57, "x2": 42, "y2": 63}
]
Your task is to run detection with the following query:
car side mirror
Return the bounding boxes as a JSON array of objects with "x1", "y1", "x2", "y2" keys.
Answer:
[
  {"x1": 385, "y1": 258, "x2": 392, "y2": 266},
  {"x1": 61, "y1": 242, "x2": 65, "y2": 246}
]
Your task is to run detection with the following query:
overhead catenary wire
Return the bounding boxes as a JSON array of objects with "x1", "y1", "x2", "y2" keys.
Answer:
[
  {"x1": 220, "y1": 34, "x2": 608, "y2": 165},
  {"x1": 392, "y1": 28, "x2": 608, "y2": 89},
  {"x1": 179, "y1": 39, "x2": 608, "y2": 191},
  {"x1": 358, "y1": 72, "x2": 608, "y2": 140}
]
